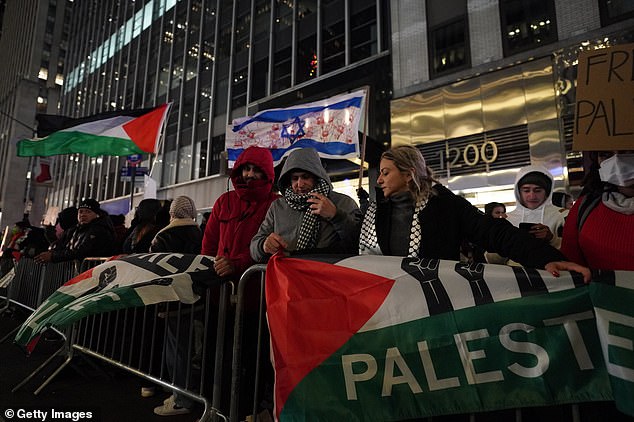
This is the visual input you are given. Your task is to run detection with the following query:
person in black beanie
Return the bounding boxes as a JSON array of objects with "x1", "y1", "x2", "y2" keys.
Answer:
[{"x1": 34, "y1": 199, "x2": 115, "y2": 263}]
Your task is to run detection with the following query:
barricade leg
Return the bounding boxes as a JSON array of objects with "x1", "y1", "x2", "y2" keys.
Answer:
[
  {"x1": 11, "y1": 326, "x2": 74, "y2": 394},
  {"x1": 230, "y1": 265, "x2": 267, "y2": 422}
]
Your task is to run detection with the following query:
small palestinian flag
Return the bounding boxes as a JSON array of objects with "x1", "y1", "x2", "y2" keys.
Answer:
[{"x1": 17, "y1": 103, "x2": 171, "y2": 157}]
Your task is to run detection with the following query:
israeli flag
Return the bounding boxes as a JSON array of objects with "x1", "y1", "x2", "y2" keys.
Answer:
[{"x1": 225, "y1": 90, "x2": 366, "y2": 166}]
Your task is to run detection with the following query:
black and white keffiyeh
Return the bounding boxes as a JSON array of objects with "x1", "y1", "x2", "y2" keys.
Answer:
[
  {"x1": 284, "y1": 178, "x2": 331, "y2": 250},
  {"x1": 359, "y1": 198, "x2": 426, "y2": 257}
]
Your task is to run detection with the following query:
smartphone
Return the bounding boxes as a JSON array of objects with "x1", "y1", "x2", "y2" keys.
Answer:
[{"x1": 519, "y1": 222, "x2": 534, "y2": 231}]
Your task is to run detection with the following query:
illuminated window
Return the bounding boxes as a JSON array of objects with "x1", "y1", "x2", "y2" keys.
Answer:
[
  {"x1": 427, "y1": 0, "x2": 470, "y2": 78},
  {"x1": 499, "y1": 0, "x2": 557, "y2": 56}
]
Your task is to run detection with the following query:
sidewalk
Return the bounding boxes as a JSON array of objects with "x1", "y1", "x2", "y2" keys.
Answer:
[{"x1": 0, "y1": 309, "x2": 199, "y2": 422}]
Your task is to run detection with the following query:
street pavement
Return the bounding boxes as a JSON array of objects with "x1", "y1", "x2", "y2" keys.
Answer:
[{"x1": 0, "y1": 308, "x2": 199, "y2": 422}]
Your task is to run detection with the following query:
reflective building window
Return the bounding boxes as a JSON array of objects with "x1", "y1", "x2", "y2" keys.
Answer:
[
  {"x1": 599, "y1": 0, "x2": 634, "y2": 25},
  {"x1": 427, "y1": 0, "x2": 470, "y2": 78},
  {"x1": 499, "y1": 0, "x2": 557, "y2": 56}
]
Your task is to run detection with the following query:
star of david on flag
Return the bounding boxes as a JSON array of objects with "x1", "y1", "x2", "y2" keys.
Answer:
[{"x1": 225, "y1": 90, "x2": 366, "y2": 166}]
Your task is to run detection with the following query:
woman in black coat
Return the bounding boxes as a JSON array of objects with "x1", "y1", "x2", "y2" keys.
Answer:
[{"x1": 358, "y1": 145, "x2": 590, "y2": 281}]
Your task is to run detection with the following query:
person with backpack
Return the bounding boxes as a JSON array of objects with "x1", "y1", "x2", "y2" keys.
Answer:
[{"x1": 561, "y1": 152, "x2": 634, "y2": 271}]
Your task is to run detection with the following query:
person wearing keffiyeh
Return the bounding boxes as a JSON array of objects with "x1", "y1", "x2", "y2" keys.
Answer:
[
  {"x1": 359, "y1": 145, "x2": 592, "y2": 282},
  {"x1": 250, "y1": 147, "x2": 362, "y2": 262}
]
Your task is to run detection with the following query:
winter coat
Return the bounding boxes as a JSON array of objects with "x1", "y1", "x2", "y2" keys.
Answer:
[
  {"x1": 51, "y1": 216, "x2": 115, "y2": 262},
  {"x1": 150, "y1": 219, "x2": 202, "y2": 254},
  {"x1": 201, "y1": 146, "x2": 279, "y2": 276},
  {"x1": 363, "y1": 184, "x2": 565, "y2": 269},
  {"x1": 506, "y1": 165, "x2": 566, "y2": 248},
  {"x1": 123, "y1": 224, "x2": 160, "y2": 253},
  {"x1": 250, "y1": 148, "x2": 362, "y2": 262},
  {"x1": 561, "y1": 194, "x2": 634, "y2": 271}
]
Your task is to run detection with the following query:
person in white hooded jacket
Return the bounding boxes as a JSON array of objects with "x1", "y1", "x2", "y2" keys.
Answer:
[{"x1": 506, "y1": 165, "x2": 566, "y2": 248}]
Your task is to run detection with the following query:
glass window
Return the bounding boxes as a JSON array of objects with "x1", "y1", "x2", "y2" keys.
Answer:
[
  {"x1": 252, "y1": 0, "x2": 271, "y2": 100},
  {"x1": 195, "y1": 139, "x2": 208, "y2": 178},
  {"x1": 427, "y1": 0, "x2": 470, "y2": 78},
  {"x1": 273, "y1": 47, "x2": 292, "y2": 92},
  {"x1": 322, "y1": 0, "x2": 345, "y2": 75},
  {"x1": 297, "y1": 35, "x2": 317, "y2": 84},
  {"x1": 296, "y1": 0, "x2": 317, "y2": 83},
  {"x1": 272, "y1": 0, "x2": 293, "y2": 92},
  {"x1": 350, "y1": 0, "x2": 377, "y2": 63},
  {"x1": 232, "y1": 67, "x2": 248, "y2": 108},
  {"x1": 210, "y1": 134, "x2": 225, "y2": 175},
  {"x1": 428, "y1": 18, "x2": 469, "y2": 76},
  {"x1": 499, "y1": 0, "x2": 557, "y2": 56},
  {"x1": 598, "y1": 0, "x2": 634, "y2": 25}
]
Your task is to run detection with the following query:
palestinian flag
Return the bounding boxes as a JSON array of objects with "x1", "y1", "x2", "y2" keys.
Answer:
[
  {"x1": 15, "y1": 253, "x2": 215, "y2": 354},
  {"x1": 266, "y1": 255, "x2": 634, "y2": 420},
  {"x1": 17, "y1": 103, "x2": 171, "y2": 157}
]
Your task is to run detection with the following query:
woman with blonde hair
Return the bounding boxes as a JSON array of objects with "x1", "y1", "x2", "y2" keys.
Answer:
[{"x1": 359, "y1": 145, "x2": 590, "y2": 280}]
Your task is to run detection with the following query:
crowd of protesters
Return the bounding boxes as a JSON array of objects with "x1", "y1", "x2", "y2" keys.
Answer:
[{"x1": 2, "y1": 145, "x2": 632, "y2": 421}]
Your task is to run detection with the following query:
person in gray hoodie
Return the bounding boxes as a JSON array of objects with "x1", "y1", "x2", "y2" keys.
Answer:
[{"x1": 250, "y1": 147, "x2": 362, "y2": 261}]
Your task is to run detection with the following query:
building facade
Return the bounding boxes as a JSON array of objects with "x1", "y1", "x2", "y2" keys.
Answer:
[
  {"x1": 46, "y1": 0, "x2": 391, "y2": 218},
  {"x1": 0, "y1": 0, "x2": 71, "y2": 229},
  {"x1": 14, "y1": 0, "x2": 634, "y2": 224},
  {"x1": 390, "y1": 0, "x2": 634, "y2": 208}
]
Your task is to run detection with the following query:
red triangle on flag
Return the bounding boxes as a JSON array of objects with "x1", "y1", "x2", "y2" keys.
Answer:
[
  {"x1": 122, "y1": 104, "x2": 169, "y2": 153},
  {"x1": 266, "y1": 255, "x2": 394, "y2": 416}
]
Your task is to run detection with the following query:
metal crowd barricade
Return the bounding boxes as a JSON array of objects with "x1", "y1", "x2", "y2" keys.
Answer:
[
  {"x1": 0, "y1": 258, "x2": 78, "y2": 343},
  {"x1": 229, "y1": 264, "x2": 268, "y2": 422},
  {"x1": 13, "y1": 256, "x2": 236, "y2": 422}
]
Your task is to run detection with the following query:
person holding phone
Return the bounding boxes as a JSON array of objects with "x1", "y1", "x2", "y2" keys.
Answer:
[
  {"x1": 506, "y1": 166, "x2": 566, "y2": 248},
  {"x1": 251, "y1": 147, "x2": 362, "y2": 261}
]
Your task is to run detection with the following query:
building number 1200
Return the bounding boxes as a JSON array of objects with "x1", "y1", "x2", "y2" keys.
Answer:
[{"x1": 437, "y1": 140, "x2": 498, "y2": 170}]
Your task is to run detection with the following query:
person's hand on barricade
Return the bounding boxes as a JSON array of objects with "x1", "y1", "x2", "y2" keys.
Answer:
[
  {"x1": 34, "y1": 251, "x2": 53, "y2": 264},
  {"x1": 263, "y1": 232, "x2": 287, "y2": 255},
  {"x1": 213, "y1": 256, "x2": 236, "y2": 277},
  {"x1": 544, "y1": 261, "x2": 591, "y2": 284}
]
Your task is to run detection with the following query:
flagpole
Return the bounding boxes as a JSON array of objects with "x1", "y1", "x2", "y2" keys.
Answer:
[
  {"x1": 148, "y1": 102, "x2": 172, "y2": 181},
  {"x1": 357, "y1": 85, "x2": 370, "y2": 191}
]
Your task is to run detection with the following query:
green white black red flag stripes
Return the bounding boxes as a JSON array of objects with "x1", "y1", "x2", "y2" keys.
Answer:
[
  {"x1": 15, "y1": 253, "x2": 214, "y2": 353},
  {"x1": 265, "y1": 255, "x2": 634, "y2": 421},
  {"x1": 16, "y1": 103, "x2": 171, "y2": 157}
]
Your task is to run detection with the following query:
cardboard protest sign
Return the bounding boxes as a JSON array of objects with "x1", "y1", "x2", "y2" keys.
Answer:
[{"x1": 573, "y1": 43, "x2": 634, "y2": 151}]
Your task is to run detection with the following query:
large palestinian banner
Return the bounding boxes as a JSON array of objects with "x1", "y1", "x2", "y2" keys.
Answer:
[
  {"x1": 266, "y1": 255, "x2": 634, "y2": 420},
  {"x1": 15, "y1": 253, "x2": 215, "y2": 353}
]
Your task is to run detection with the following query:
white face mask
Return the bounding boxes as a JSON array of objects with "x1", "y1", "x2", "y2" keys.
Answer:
[{"x1": 599, "y1": 153, "x2": 634, "y2": 187}]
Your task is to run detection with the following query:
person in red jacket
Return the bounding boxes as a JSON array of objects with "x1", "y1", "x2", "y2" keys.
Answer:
[
  {"x1": 561, "y1": 152, "x2": 634, "y2": 271},
  {"x1": 201, "y1": 146, "x2": 279, "y2": 277},
  {"x1": 154, "y1": 146, "x2": 278, "y2": 417}
]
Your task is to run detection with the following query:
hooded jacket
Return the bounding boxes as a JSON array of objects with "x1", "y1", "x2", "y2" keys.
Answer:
[
  {"x1": 250, "y1": 147, "x2": 362, "y2": 262},
  {"x1": 506, "y1": 165, "x2": 566, "y2": 248},
  {"x1": 201, "y1": 146, "x2": 279, "y2": 276}
]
